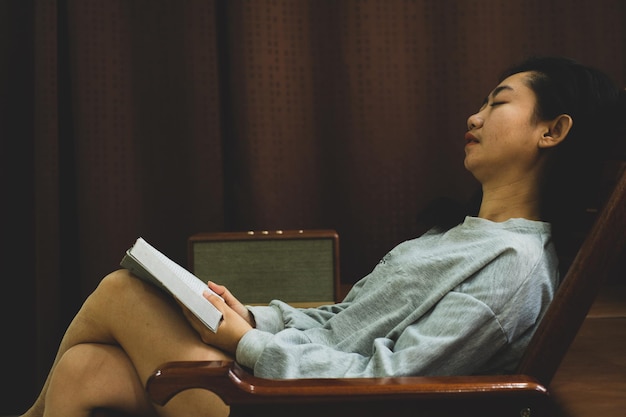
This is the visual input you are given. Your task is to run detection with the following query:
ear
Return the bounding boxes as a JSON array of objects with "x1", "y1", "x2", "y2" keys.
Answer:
[{"x1": 538, "y1": 114, "x2": 573, "y2": 148}]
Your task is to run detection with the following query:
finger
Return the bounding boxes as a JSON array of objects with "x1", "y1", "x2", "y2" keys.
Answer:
[
  {"x1": 207, "y1": 281, "x2": 226, "y2": 295},
  {"x1": 205, "y1": 285, "x2": 252, "y2": 325},
  {"x1": 203, "y1": 291, "x2": 228, "y2": 310},
  {"x1": 208, "y1": 281, "x2": 234, "y2": 299},
  {"x1": 208, "y1": 282, "x2": 239, "y2": 306}
]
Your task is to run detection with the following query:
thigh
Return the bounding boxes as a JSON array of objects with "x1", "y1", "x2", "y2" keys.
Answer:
[{"x1": 82, "y1": 270, "x2": 233, "y2": 382}]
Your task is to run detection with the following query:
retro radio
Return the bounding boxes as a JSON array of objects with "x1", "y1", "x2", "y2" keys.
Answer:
[{"x1": 188, "y1": 229, "x2": 339, "y2": 307}]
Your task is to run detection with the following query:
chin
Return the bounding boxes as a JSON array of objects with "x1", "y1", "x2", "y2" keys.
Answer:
[{"x1": 463, "y1": 160, "x2": 482, "y2": 182}]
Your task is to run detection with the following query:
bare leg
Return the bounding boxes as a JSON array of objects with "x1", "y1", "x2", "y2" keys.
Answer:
[
  {"x1": 22, "y1": 269, "x2": 232, "y2": 417},
  {"x1": 43, "y1": 343, "x2": 230, "y2": 417},
  {"x1": 43, "y1": 343, "x2": 156, "y2": 417}
]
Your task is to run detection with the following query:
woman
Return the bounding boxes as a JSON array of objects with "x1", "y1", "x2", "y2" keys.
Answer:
[{"x1": 21, "y1": 56, "x2": 624, "y2": 417}]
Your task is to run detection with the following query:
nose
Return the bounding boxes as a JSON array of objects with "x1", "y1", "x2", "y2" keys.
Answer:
[{"x1": 467, "y1": 113, "x2": 484, "y2": 131}]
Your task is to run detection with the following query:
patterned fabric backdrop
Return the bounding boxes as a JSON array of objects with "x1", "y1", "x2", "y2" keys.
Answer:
[{"x1": 2, "y1": 0, "x2": 625, "y2": 412}]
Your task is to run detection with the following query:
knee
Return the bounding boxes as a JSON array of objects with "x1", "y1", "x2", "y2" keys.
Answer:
[
  {"x1": 95, "y1": 268, "x2": 171, "y2": 313},
  {"x1": 98, "y1": 269, "x2": 144, "y2": 297},
  {"x1": 52, "y1": 344, "x2": 107, "y2": 386},
  {"x1": 49, "y1": 344, "x2": 147, "y2": 412},
  {"x1": 101, "y1": 268, "x2": 135, "y2": 288},
  {"x1": 85, "y1": 269, "x2": 150, "y2": 313},
  {"x1": 45, "y1": 345, "x2": 101, "y2": 410}
]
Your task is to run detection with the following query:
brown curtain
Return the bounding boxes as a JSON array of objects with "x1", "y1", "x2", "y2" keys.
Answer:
[{"x1": 3, "y1": 0, "x2": 625, "y2": 413}]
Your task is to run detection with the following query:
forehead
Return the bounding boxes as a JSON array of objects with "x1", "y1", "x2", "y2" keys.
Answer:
[
  {"x1": 492, "y1": 72, "x2": 535, "y2": 97},
  {"x1": 481, "y1": 71, "x2": 537, "y2": 109}
]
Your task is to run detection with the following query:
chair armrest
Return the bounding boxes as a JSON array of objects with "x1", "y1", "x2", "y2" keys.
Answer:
[{"x1": 146, "y1": 360, "x2": 548, "y2": 407}]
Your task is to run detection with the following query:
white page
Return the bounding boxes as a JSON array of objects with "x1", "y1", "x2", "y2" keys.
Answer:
[{"x1": 130, "y1": 237, "x2": 223, "y2": 332}]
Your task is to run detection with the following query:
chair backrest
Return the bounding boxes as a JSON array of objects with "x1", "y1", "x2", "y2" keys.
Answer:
[{"x1": 516, "y1": 164, "x2": 626, "y2": 386}]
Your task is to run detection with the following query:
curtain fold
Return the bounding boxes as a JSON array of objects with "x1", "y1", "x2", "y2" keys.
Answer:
[{"x1": 2, "y1": 0, "x2": 625, "y2": 413}]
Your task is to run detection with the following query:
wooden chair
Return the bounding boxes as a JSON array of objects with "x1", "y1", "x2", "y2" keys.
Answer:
[{"x1": 146, "y1": 167, "x2": 626, "y2": 417}]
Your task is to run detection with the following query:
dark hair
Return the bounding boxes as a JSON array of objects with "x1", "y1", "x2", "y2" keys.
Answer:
[
  {"x1": 501, "y1": 56, "x2": 625, "y2": 267},
  {"x1": 421, "y1": 56, "x2": 625, "y2": 269}
]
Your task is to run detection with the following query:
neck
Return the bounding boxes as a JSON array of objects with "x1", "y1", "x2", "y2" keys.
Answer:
[{"x1": 478, "y1": 178, "x2": 543, "y2": 222}]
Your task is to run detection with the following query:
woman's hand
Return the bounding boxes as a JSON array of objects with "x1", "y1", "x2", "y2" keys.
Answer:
[
  {"x1": 207, "y1": 281, "x2": 256, "y2": 327},
  {"x1": 180, "y1": 291, "x2": 253, "y2": 355}
]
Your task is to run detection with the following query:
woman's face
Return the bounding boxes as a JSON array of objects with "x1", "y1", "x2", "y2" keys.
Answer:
[{"x1": 464, "y1": 71, "x2": 548, "y2": 188}]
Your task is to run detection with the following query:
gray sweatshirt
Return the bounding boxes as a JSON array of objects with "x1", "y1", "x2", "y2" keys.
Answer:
[{"x1": 236, "y1": 217, "x2": 558, "y2": 379}]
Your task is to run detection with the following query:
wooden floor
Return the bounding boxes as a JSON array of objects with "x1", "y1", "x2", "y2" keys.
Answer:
[{"x1": 549, "y1": 283, "x2": 626, "y2": 417}]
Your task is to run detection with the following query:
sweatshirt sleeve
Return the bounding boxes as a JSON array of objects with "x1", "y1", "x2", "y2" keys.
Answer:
[
  {"x1": 248, "y1": 299, "x2": 355, "y2": 333},
  {"x1": 236, "y1": 290, "x2": 509, "y2": 378}
]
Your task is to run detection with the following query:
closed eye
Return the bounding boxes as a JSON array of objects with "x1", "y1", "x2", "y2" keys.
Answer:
[{"x1": 490, "y1": 101, "x2": 506, "y2": 107}]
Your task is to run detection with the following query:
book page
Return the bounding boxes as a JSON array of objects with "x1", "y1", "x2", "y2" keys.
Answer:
[
  {"x1": 129, "y1": 238, "x2": 223, "y2": 332},
  {"x1": 144, "y1": 242, "x2": 214, "y2": 295}
]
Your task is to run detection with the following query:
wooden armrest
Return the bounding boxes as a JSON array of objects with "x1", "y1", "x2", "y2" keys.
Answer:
[{"x1": 147, "y1": 360, "x2": 548, "y2": 407}]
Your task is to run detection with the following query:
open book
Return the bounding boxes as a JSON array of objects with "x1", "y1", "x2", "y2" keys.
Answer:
[{"x1": 120, "y1": 237, "x2": 223, "y2": 332}]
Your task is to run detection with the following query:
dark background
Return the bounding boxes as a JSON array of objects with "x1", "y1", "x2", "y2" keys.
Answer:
[{"x1": 2, "y1": 0, "x2": 625, "y2": 413}]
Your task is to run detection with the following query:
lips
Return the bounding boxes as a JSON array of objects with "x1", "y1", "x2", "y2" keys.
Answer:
[{"x1": 464, "y1": 132, "x2": 479, "y2": 146}]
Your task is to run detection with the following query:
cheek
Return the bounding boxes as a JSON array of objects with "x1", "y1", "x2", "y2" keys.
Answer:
[{"x1": 493, "y1": 119, "x2": 532, "y2": 149}]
